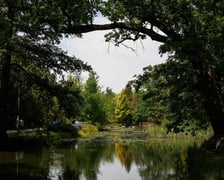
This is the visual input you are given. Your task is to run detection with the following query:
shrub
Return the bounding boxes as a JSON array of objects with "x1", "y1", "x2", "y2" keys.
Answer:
[
  {"x1": 78, "y1": 124, "x2": 98, "y2": 137},
  {"x1": 48, "y1": 122, "x2": 78, "y2": 136}
]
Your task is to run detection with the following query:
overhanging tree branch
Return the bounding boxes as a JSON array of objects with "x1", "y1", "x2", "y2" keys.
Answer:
[{"x1": 61, "y1": 22, "x2": 168, "y2": 43}]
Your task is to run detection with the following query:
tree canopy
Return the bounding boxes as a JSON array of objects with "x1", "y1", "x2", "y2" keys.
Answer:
[
  {"x1": 1, "y1": 0, "x2": 224, "y2": 143},
  {"x1": 99, "y1": 0, "x2": 224, "y2": 140},
  {"x1": 0, "y1": 0, "x2": 92, "y2": 138},
  {"x1": 115, "y1": 88, "x2": 131, "y2": 127}
]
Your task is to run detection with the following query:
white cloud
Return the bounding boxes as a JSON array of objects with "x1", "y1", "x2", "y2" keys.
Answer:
[{"x1": 60, "y1": 30, "x2": 166, "y2": 93}]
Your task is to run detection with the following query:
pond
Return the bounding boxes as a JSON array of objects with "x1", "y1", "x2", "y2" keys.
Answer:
[{"x1": 0, "y1": 129, "x2": 223, "y2": 180}]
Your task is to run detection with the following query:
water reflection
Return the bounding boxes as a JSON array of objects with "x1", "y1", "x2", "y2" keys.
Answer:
[
  {"x1": 0, "y1": 135, "x2": 223, "y2": 179},
  {"x1": 48, "y1": 152, "x2": 64, "y2": 180},
  {"x1": 15, "y1": 151, "x2": 24, "y2": 176}
]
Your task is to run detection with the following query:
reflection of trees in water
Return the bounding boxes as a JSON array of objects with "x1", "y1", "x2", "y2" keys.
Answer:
[
  {"x1": 115, "y1": 143, "x2": 134, "y2": 172},
  {"x1": 60, "y1": 142, "x2": 115, "y2": 180},
  {"x1": 187, "y1": 145, "x2": 224, "y2": 180},
  {"x1": 48, "y1": 153, "x2": 64, "y2": 180},
  {"x1": 113, "y1": 140, "x2": 191, "y2": 179},
  {"x1": 62, "y1": 166, "x2": 81, "y2": 180},
  {"x1": 0, "y1": 149, "x2": 49, "y2": 179},
  {"x1": 64, "y1": 140, "x2": 192, "y2": 180},
  {"x1": 133, "y1": 141, "x2": 189, "y2": 180},
  {"x1": 1, "y1": 139, "x2": 223, "y2": 179}
]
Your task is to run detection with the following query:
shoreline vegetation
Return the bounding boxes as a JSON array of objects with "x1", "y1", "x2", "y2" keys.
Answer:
[{"x1": 5, "y1": 123, "x2": 213, "y2": 148}]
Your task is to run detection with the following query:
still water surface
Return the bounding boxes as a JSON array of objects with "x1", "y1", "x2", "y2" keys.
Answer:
[{"x1": 0, "y1": 130, "x2": 223, "y2": 180}]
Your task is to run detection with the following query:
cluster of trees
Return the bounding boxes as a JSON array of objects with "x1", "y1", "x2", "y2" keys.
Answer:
[
  {"x1": 0, "y1": 68, "x2": 118, "y2": 129},
  {"x1": 1, "y1": 0, "x2": 224, "y2": 144},
  {"x1": 132, "y1": 64, "x2": 210, "y2": 134},
  {"x1": 0, "y1": 0, "x2": 93, "y2": 138}
]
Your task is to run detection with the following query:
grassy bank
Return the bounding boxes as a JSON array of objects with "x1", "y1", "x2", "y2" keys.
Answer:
[
  {"x1": 146, "y1": 124, "x2": 213, "y2": 140},
  {"x1": 4, "y1": 123, "x2": 214, "y2": 149},
  {"x1": 6, "y1": 123, "x2": 79, "y2": 148}
]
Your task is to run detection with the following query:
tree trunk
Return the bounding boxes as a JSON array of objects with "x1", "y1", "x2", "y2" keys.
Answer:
[
  {"x1": 206, "y1": 102, "x2": 224, "y2": 150},
  {"x1": 203, "y1": 75, "x2": 224, "y2": 149},
  {"x1": 0, "y1": 2, "x2": 15, "y2": 140},
  {"x1": 192, "y1": 57, "x2": 224, "y2": 149},
  {"x1": 0, "y1": 50, "x2": 12, "y2": 140},
  {"x1": 206, "y1": 101, "x2": 224, "y2": 139}
]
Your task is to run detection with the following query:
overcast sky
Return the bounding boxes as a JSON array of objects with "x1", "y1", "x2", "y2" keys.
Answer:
[
  {"x1": 60, "y1": 17, "x2": 167, "y2": 93},
  {"x1": 60, "y1": 32, "x2": 166, "y2": 93}
]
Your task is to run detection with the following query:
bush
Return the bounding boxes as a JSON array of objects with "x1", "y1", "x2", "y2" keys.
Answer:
[
  {"x1": 78, "y1": 124, "x2": 98, "y2": 137},
  {"x1": 48, "y1": 122, "x2": 78, "y2": 136}
]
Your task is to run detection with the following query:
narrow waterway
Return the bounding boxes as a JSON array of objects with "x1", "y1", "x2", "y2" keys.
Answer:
[{"x1": 0, "y1": 129, "x2": 223, "y2": 179}]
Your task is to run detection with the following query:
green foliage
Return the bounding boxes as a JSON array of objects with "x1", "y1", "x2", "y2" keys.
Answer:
[
  {"x1": 8, "y1": 126, "x2": 78, "y2": 147},
  {"x1": 16, "y1": 71, "x2": 84, "y2": 128},
  {"x1": 101, "y1": 0, "x2": 126, "y2": 22},
  {"x1": 84, "y1": 71, "x2": 100, "y2": 93},
  {"x1": 132, "y1": 65, "x2": 172, "y2": 125},
  {"x1": 101, "y1": 87, "x2": 116, "y2": 123},
  {"x1": 78, "y1": 124, "x2": 98, "y2": 137},
  {"x1": 1, "y1": 0, "x2": 224, "y2": 139},
  {"x1": 48, "y1": 122, "x2": 78, "y2": 137},
  {"x1": 58, "y1": 75, "x2": 84, "y2": 119},
  {"x1": 114, "y1": 85, "x2": 134, "y2": 127},
  {"x1": 80, "y1": 71, "x2": 107, "y2": 125},
  {"x1": 133, "y1": 63, "x2": 210, "y2": 134},
  {"x1": 99, "y1": 0, "x2": 224, "y2": 137},
  {"x1": 0, "y1": 0, "x2": 94, "y2": 135}
]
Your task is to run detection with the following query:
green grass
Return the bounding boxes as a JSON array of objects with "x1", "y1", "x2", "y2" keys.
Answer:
[
  {"x1": 7, "y1": 128, "x2": 78, "y2": 148},
  {"x1": 146, "y1": 124, "x2": 213, "y2": 139}
]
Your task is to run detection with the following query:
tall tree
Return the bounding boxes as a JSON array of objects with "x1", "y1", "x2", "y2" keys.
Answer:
[
  {"x1": 133, "y1": 63, "x2": 209, "y2": 134},
  {"x1": 132, "y1": 65, "x2": 171, "y2": 126},
  {"x1": 114, "y1": 89, "x2": 130, "y2": 126},
  {"x1": 0, "y1": 0, "x2": 92, "y2": 139},
  {"x1": 114, "y1": 85, "x2": 133, "y2": 127},
  {"x1": 102, "y1": 87, "x2": 116, "y2": 123},
  {"x1": 59, "y1": 75, "x2": 84, "y2": 119},
  {"x1": 81, "y1": 71, "x2": 107, "y2": 125}
]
